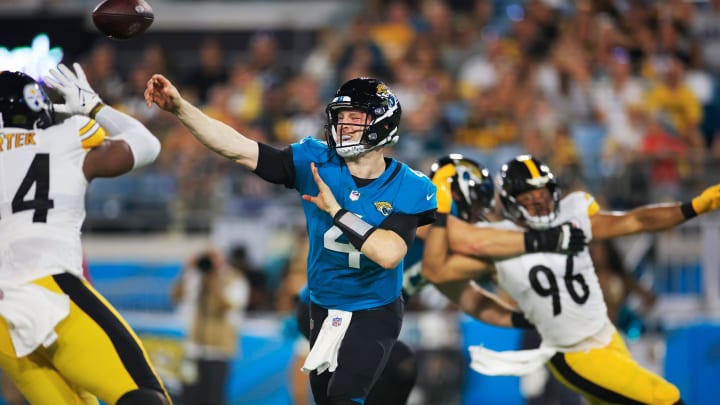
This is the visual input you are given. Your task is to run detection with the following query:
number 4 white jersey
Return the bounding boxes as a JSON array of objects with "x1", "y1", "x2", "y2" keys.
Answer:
[
  {"x1": 0, "y1": 117, "x2": 106, "y2": 283},
  {"x1": 481, "y1": 192, "x2": 609, "y2": 349}
]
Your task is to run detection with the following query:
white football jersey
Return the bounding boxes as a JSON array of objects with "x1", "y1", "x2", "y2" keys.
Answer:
[
  {"x1": 0, "y1": 117, "x2": 105, "y2": 283},
  {"x1": 479, "y1": 192, "x2": 610, "y2": 349}
]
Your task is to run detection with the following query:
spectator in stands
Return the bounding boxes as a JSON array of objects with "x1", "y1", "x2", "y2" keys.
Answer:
[
  {"x1": 80, "y1": 41, "x2": 125, "y2": 105},
  {"x1": 369, "y1": 0, "x2": 417, "y2": 65},
  {"x1": 336, "y1": 15, "x2": 393, "y2": 83},
  {"x1": 171, "y1": 248, "x2": 249, "y2": 405},
  {"x1": 248, "y1": 31, "x2": 293, "y2": 91},
  {"x1": 182, "y1": 37, "x2": 229, "y2": 105},
  {"x1": 228, "y1": 244, "x2": 270, "y2": 312},
  {"x1": 226, "y1": 61, "x2": 265, "y2": 124},
  {"x1": 644, "y1": 52, "x2": 705, "y2": 177}
]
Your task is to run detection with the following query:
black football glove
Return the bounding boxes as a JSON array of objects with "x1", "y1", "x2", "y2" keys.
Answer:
[{"x1": 524, "y1": 223, "x2": 586, "y2": 254}]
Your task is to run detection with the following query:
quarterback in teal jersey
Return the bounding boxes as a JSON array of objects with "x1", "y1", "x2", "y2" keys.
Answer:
[{"x1": 146, "y1": 75, "x2": 434, "y2": 405}]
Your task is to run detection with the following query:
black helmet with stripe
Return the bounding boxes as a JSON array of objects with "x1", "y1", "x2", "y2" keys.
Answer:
[
  {"x1": 0, "y1": 71, "x2": 54, "y2": 130},
  {"x1": 497, "y1": 154, "x2": 559, "y2": 229}
]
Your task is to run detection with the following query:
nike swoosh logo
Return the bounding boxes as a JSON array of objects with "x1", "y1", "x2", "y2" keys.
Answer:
[{"x1": 426, "y1": 194, "x2": 434, "y2": 200}]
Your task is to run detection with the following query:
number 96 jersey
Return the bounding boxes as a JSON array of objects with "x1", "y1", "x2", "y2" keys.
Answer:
[
  {"x1": 481, "y1": 192, "x2": 608, "y2": 349},
  {"x1": 0, "y1": 116, "x2": 105, "y2": 283}
]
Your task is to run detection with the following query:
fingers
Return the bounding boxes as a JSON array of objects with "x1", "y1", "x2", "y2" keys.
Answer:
[
  {"x1": 43, "y1": 74, "x2": 61, "y2": 90},
  {"x1": 57, "y1": 63, "x2": 76, "y2": 83},
  {"x1": 53, "y1": 104, "x2": 69, "y2": 115},
  {"x1": 310, "y1": 162, "x2": 324, "y2": 187},
  {"x1": 144, "y1": 85, "x2": 154, "y2": 108},
  {"x1": 144, "y1": 75, "x2": 163, "y2": 107},
  {"x1": 72, "y1": 62, "x2": 89, "y2": 84},
  {"x1": 46, "y1": 67, "x2": 70, "y2": 89},
  {"x1": 144, "y1": 74, "x2": 172, "y2": 108}
]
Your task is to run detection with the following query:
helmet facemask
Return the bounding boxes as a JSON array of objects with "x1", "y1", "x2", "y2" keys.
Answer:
[
  {"x1": 503, "y1": 187, "x2": 558, "y2": 229},
  {"x1": 498, "y1": 155, "x2": 560, "y2": 230},
  {"x1": 324, "y1": 78, "x2": 401, "y2": 159}
]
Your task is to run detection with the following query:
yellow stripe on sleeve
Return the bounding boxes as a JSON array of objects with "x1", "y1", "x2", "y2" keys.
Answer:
[
  {"x1": 585, "y1": 193, "x2": 600, "y2": 216},
  {"x1": 78, "y1": 119, "x2": 106, "y2": 149}
]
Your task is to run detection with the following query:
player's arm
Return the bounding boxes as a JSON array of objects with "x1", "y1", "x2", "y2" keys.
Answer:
[
  {"x1": 447, "y1": 216, "x2": 584, "y2": 258},
  {"x1": 83, "y1": 106, "x2": 161, "y2": 179},
  {"x1": 44, "y1": 63, "x2": 161, "y2": 179},
  {"x1": 430, "y1": 163, "x2": 584, "y2": 258},
  {"x1": 303, "y1": 162, "x2": 412, "y2": 269},
  {"x1": 422, "y1": 209, "x2": 494, "y2": 283},
  {"x1": 144, "y1": 73, "x2": 260, "y2": 169},
  {"x1": 434, "y1": 281, "x2": 534, "y2": 329},
  {"x1": 591, "y1": 184, "x2": 720, "y2": 239},
  {"x1": 422, "y1": 168, "x2": 511, "y2": 283}
]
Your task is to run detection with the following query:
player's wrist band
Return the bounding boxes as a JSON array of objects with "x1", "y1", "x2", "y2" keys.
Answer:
[
  {"x1": 680, "y1": 201, "x2": 698, "y2": 219},
  {"x1": 89, "y1": 102, "x2": 106, "y2": 120},
  {"x1": 511, "y1": 311, "x2": 535, "y2": 329},
  {"x1": 333, "y1": 209, "x2": 378, "y2": 250},
  {"x1": 434, "y1": 213, "x2": 448, "y2": 227}
]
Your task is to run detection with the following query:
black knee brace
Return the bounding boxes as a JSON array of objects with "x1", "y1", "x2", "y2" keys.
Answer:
[{"x1": 116, "y1": 388, "x2": 169, "y2": 405}]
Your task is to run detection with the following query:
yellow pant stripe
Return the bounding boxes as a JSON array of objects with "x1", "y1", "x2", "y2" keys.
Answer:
[
  {"x1": 547, "y1": 331, "x2": 681, "y2": 405},
  {"x1": 0, "y1": 274, "x2": 171, "y2": 404}
]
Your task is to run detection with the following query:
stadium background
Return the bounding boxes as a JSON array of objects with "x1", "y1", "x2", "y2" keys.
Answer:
[{"x1": 2, "y1": 0, "x2": 720, "y2": 404}]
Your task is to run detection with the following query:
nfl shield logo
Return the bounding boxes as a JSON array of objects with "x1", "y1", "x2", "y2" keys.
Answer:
[
  {"x1": 332, "y1": 316, "x2": 342, "y2": 327},
  {"x1": 349, "y1": 190, "x2": 360, "y2": 201}
]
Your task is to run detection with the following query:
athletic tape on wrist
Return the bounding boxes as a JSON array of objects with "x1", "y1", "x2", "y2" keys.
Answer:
[
  {"x1": 434, "y1": 213, "x2": 448, "y2": 227},
  {"x1": 333, "y1": 209, "x2": 378, "y2": 250},
  {"x1": 681, "y1": 201, "x2": 698, "y2": 219}
]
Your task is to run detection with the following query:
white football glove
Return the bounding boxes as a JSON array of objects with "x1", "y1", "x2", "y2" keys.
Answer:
[{"x1": 43, "y1": 63, "x2": 103, "y2": 117}]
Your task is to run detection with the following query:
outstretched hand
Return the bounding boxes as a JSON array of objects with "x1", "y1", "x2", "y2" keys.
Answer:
[
  {"x1": 43, "y1": 63, "x2": 102, "y2": 117},
  {"x1": 144, "y1": 74, "x2": 182, "y2": 113},
  {"x1": 692, "y1": 183, "x2": 720, "y2": 215},
  {"x1": 302, "y1": 162, "x2": 342, "y2": 217}
]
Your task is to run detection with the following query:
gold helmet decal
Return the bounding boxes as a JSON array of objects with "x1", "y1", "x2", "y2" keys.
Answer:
[{"x1": 376, "y1": 83, "x2": 390, "y2": 97}]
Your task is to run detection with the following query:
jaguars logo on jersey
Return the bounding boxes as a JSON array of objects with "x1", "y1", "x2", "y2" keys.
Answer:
[{"x1": 374, "y1": 201, "x2": 393, "y2": 216}]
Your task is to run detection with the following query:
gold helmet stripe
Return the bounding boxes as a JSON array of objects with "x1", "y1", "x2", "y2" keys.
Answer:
[{"x1": 521, "y1": 157, "x2": 541, "y2": 179}]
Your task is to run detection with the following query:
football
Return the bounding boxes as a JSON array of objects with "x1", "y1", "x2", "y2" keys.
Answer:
[{"x1": 92, "y1": 0, "x2": 154, "y2": 40}]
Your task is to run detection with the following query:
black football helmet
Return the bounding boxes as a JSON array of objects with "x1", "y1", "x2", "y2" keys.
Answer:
[
  {"x1": 324, "y1": 77, "x2": 402, "y2": 158},
  {"x1": 497, "y1": 154, "x2": 560, "y2": 229},
  {"x1": 430, "y1": 153, "x2": 495, "y2": 223},
  {"x1": 0, "y1": 71, "x2": 54, "y2": 130}
]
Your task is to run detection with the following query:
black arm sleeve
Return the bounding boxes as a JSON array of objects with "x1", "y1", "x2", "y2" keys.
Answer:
[
  {"x1": 379, "y1": 213, "x2": 420, "y2": 249},
  {"x1": 253, "y1": 142, "x2": 296, "y2": 188}
]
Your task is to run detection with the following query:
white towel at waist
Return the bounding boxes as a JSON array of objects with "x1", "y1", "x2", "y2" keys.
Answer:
[
  {"x1": 301, "y1": 309, "x2": 352, "y2": 375},
  {"x1": 0, "y1": 282, "x2": 70, "y2": 357},
  {"x1": 468, "y1": 345, "x2": 556, "y2": 376}
]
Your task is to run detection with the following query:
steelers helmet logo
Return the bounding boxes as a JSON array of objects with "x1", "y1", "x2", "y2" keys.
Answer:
[{"x1": 23, "y1": 84, "x2": 44, "y2": 112}]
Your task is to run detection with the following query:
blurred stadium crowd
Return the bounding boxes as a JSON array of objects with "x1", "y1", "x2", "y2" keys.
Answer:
[
  {"x1": 75, "y1": 0, "x2": 720, "y2": 236},
  {"x1": 2, "y1": 0, "x2": 720, "y2": 403}
]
